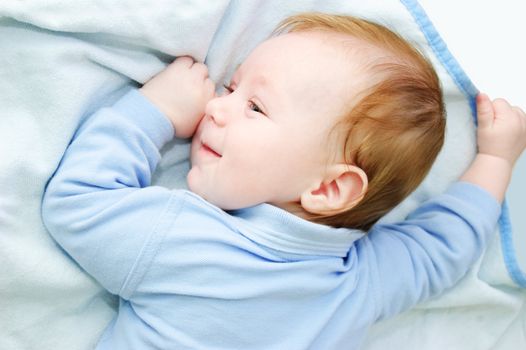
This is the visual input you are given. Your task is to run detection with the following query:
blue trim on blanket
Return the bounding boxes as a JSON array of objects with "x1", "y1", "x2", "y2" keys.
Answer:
[
  {"x1": 401, "y1": 0, "x2": 526, "y2": 288},
  {"x1": 499, "y1": 201, "x2": 526, "y2": 287}
]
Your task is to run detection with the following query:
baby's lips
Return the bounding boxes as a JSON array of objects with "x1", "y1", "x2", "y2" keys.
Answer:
[{"x1": 200, "y1": 140, "x2": 222, "y2": 158}]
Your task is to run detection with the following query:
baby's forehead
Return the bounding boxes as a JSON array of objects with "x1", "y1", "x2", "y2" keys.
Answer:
[
  {"x1": 230, "y1": 32, "x2": 382, "y2": 102},
  {"x1": 238, "y1": 31, "x2": 385, "y2": 75}
]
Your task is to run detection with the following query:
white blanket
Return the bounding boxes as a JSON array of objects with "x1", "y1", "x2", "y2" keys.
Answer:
[{"x1": 0, "y1": 1, "x2": 524, "y2": 349}]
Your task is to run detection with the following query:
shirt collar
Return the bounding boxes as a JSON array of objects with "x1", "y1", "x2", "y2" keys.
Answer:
[{"x1": 229, "y1": 203, "x2": 365, "y2": 257}]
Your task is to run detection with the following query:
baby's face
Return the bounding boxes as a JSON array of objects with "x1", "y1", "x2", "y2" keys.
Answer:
[{"x1": 188, "y1": 31, "x2": 367, "y2": 210}]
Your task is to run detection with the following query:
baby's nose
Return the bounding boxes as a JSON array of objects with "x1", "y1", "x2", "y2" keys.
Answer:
[{"x1": 205, "y1": 96, "x2": 228, "y2": 127}]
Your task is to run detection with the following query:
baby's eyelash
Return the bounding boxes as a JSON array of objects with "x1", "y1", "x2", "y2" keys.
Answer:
[
  {"x1": 248, "y1": 101, "x2": 264, "y2": 115},
  {"x1": 223, "y1": 84, "x2": 233, "y2": 93},
  {"x1": 222, "y1": 83, "x2": 266, "y2": 116}
]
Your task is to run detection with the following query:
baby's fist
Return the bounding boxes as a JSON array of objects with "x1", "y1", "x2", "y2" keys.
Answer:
[
  {"x1": 476, "y1": 93, "x2": 526, "y2": 166},
  {"x1": 140, "y1": 57, "x2": 215, "y2": 138}
]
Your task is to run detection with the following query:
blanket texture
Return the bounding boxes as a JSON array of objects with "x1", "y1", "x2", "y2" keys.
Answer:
[{"x1": 0, "y1": 1, "x2": 524, "y2": 349}]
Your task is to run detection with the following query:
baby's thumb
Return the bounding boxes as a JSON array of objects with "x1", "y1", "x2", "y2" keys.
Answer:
[{"x1": 476, "y1": 93, "x2": 494, "y2": 128}]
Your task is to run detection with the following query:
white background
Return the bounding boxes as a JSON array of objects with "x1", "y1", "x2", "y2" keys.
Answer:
[{"x1": 419, "y1": 0, "x2": 526, "y2": 268}]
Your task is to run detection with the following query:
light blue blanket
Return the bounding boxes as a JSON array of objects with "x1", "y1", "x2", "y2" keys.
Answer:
[{"x1": 0, "y1": 1, "x2": 524, "y2": 349}]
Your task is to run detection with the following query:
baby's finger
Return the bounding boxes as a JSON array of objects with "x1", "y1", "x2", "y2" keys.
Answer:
[
  {"x1": 513, "y1": 106, "x2": 525, "y2": 118},
  {"x1": 204, "y1": 78, "x2": 216, "y2": 99},
  {"x1": 191, "y1": 62, "x2": 210, "y2": 80},
  {"x1": 476, "y1": 93, "x2": 494, "y2": 127},
  {"x1": 173, "y1": 56, "x2": 195, "y2": 69},
  {"x1": 514, "y1": 106, "x2": 526, "y2": 129},
  {"x1": 492, "y1": 98, "x2": 512, "y2": 119}
]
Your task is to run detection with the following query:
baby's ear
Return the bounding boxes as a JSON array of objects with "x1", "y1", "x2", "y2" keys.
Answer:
[{"x1": 300, "y1": 165, "x2": 367, "y2": 216}]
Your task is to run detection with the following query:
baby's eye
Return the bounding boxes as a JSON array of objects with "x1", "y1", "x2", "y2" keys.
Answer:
[
  {"x1": 248, "y1": 101, "x2": 266, "y2": 116},
  {"x1": 222, "y1": 84, "x2": 234, "y2": 94}
]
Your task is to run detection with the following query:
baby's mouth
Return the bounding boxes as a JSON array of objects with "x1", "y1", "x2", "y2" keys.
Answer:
[{"x1": 201, "y1": 141, "x2": 222, "y2": 158}]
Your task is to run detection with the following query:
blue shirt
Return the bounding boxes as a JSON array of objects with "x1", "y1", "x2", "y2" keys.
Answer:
[{"x1": 42, "y1": 90, "x2": 501, "y2": 349}]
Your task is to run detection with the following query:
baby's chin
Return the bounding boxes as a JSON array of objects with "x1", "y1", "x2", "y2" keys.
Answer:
[
  {"x1": 186, "y1": 167, "x2": 200, "y2": 194},
  {"x1": 186, "y1": 167, "x2": 216, "y2": 204},
  {"x1": 186, "y1": 172, "x2": 245, "y2": 210}
]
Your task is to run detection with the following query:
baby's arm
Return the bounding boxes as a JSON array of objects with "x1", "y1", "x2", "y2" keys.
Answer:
[
  {"x1": 42, "y1": 58, "x2": 214, "y2": 297},
  {"x1": 364, "y1": 95, "x2": 525, "y2": 320}
]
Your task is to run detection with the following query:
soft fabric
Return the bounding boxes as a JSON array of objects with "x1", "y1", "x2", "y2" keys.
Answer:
[
  {"x1": 0, "y1": 0, "x2": 524, "y2": 349},
  {"x1": 42, "y1": 89, "x2": 500, "y2": 349}
]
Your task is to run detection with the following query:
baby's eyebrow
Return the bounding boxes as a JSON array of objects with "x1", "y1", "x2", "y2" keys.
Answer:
[
  {"x1": 224, "y1": 64, "x2": 241, "y2": 85},
  {"x1": 230, "y1": 63, "x2": 242, "y2": 80}
]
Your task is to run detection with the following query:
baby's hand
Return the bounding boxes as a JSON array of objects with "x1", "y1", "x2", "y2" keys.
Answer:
[
  {"x1": 140, "y1": 57, "x2": 215, "y2": 138},
  {"x1": 476, "y1": 93, "x2": 526, "y2": 166}
]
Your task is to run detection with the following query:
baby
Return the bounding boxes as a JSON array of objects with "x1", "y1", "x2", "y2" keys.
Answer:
[{"x1": 42, "y1": 13, "x2": 526, "y2": 350}]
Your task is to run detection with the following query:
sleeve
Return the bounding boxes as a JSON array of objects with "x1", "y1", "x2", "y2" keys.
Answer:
[
  {"x1": 41, "y1": 89, "x2": 180, "y2": 298},
  {"x1": 359, "y1": 182, "x2": 501, "y2": 321}
]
